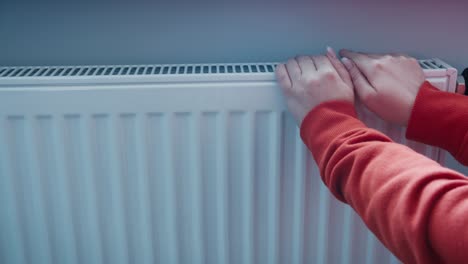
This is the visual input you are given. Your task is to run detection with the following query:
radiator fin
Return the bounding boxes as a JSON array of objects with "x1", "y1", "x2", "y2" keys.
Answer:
[
  {"x1": 6, "y1": 116, "x2": 53, "y2": 264},
  {"x1": 0, "y1": 110, "x2": 422, "y2": 264},
  {"x1": 63, "y1": 114, "x2": 103, "y2": 264},
  {"x1": 35, "y1": 115, "x2": 78, "y2": 264},
  {"x1": 172, "y1": 112, "x2": 204, "y2": 264},
  {"x1": 91, "y1": 114, "x2": 129, "y2": 264},
  {"x1": 0, "y1": 118, "x2": 26, "y2": 264},
  {"x1": 146, "y1": 113, "x2": 179, "y2": 264},
  {"x1": 200, "y1": 112, "x2": 228, "y2": 264}
]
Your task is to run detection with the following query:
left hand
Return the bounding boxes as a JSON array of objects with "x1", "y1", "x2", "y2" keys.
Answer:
[{"x1": 275, "y1": 47, "x2": 355, "y2": 125}]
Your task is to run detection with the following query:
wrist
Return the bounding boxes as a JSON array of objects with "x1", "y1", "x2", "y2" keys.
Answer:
[
  {"x1": 406, "y1": 81, "x2": 431, "y2": 127},
  {"x1": 300, "y1": 99, "x2": 356, "y2": 129}
]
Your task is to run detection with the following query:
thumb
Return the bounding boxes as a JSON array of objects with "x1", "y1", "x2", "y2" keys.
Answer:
[
  {"x1": 342, "y1": 57, "x2": 376, "y2": 102},
  {"x1": 340, "y1": 49, "x2": 374, "y2": 77},
  {"x1": 326, "y1": 47, "x2": 353, "y2": 87}
]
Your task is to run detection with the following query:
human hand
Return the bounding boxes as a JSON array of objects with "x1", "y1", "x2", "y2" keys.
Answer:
[
  {"x1": 275, "y1": 48, "x2": 354, "y2": 126},
  {"x1": 339, "y1": 50, "x2": 425, "y2": 126}
]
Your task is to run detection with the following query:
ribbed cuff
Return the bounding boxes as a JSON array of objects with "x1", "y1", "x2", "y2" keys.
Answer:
[
  {"x1": 406, "y1": 82, "x2": 452, "y2": 150},
  {"x1": 300, "y1": 100, "x2": 364, "y2": 163}
]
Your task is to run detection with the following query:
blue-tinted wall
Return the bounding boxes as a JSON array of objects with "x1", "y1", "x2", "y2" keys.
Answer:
[
  {"x1": 0, "y1": 0, "x2": 467, "y2": 173},
  {"x1": 1, "y1": 1, "x2": 467, "y2": 69}
]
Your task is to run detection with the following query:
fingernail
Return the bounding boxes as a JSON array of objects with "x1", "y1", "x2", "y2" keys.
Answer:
[
  {"x1": 326, "y1": 46, "x2": 338, "y2": 59},
  {"x1": 341, "y1": 57, "x2": 352, "y2": 70}
]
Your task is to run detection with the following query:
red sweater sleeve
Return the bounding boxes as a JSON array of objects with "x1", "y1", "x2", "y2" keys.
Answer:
[
  {"x1": 300, "y1": 101, "x2": 468, "y2": 264},
  {"x1": 406, "y1": 81, "x2": 468, "y2": 165}
]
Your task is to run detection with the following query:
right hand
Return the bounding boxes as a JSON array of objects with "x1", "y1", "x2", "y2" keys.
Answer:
[{"x1": 339, "y1": 50, "x2": 425, "y2": 126}]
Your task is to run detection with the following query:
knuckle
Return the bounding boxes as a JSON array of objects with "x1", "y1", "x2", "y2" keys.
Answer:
[
  {"x1": 398, "y1": 53, "x2": 409, "y2": 59},
  {"x1": 281, "y1": 84, "x2": 294, "y2": 95},
  {"x1": 408, "y1": 57, "x2": 419, "y2": 65},
  {"x1": 373, "y1": 61, "x2": 385, "y2": 72},
  {"x1": 275, "y1": 64, "x2": 284, "y2": 74},
  {"x1": 389, "y1": 56, "x2": 399, "y2": 63},
  {"x1": 287, "y1": 58, "x2": 296, "y2": 65},
  {"x1": 382, "y1": 55, "x2": 393, "y2": 61},
  {"x1": 275, "y1": 65, "x2": 293, "y2": 91},
  {"x1": 280, "y1": 82, "x2": 293, "y2": 95},
  {"x1": 275, "y1": 65, "x2": 285, "y2": 75},
  {"x1": 275, "y1": 68, "x2": 287, "y2": 80},
  {"x1": 282, "y1": 85, "x2": 294, "y2": 95},
  {"x1": 322, "y1": 70, "x2": 337, "y2": 80},
  {"x1": 277, "y1": 74, "x2": 288, "y2": 85},
  {"x1": 310, "y1": 55, "x2": 320, "y2": 61},
  {"x1": 303, "y1": 76, "x2": 318, "y2": 86}
]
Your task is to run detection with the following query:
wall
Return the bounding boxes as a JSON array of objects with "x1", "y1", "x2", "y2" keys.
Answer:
[{"x1": 0, "y1": 0, "x2": 467, "y2": 173}]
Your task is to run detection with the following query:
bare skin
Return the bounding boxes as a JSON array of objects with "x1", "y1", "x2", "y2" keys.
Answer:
[
  {"x1": 275, "y1": 48, "x2": 354, "y2": 125},
  {"x1": 340, "y1": 49, "x2": 425, "y2": 126},
  {"x1": 276, "y1": 47, "x2": 425, "y2": 128}
]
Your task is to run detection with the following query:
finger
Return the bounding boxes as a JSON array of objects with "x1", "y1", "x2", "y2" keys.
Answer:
[
  {"x1": 356, "y1": 51, "x2": 407, "y2": 59},
  {"x1": 342, "y1": 57, "x2": 376, "y2": 101},
  {"x1": 286, "y1": 58, "x2": 301, "y2": 81},
  {"x1": 312, "y1": 55, "x2": 338, "y2": 75},
  {"x1": 339, "y1": 49, "x2": 371, "y2": 61},
  {"x1": 339, "y1": 49, "x2": 375, "y2": 77},
  {"x1": 352, "y1": 51, "x2": 384, "y2": 59},
  {"x1": 296, "y1": 55, "x2": 317, "y2": 74},
  {"x1": 275, "y1": 64, "x2": 292, "y2": 90},
  {"x1": 390, "y1": 52, "x2": 412, "y2": 59},
  {"x1": 390, "y1": 52, "x2": 407, "y2": 57},
  {"x1": 367, "y1": 52, "x2": 405, "y2": 59},
  {"x1": 326, "y1": 47, "x2": 352, "y2": 87}
]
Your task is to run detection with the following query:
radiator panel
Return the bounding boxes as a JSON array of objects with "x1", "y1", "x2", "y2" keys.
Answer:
[
  {"x1": 0, "y1": 61, "x2": 456, "y2": 264},
  {"x1": 0, "y1": 110, "x2": 401, "y2": 264}
]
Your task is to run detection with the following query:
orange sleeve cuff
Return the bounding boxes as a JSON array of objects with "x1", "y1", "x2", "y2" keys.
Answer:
[{"x1": 406, "y1": 81, "x2": 468, "y2": 165}]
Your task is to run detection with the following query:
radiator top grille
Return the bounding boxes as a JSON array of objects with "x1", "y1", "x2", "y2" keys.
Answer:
[
  {"x1": 0, "y1": 59, "x2": 450, "y2": 79},
  {"x1": 418, "y1": 59, "x2": 445, "y2": 69},
  {"x1": 0, "y1": 63, "x2": 278, "y2": 78}
]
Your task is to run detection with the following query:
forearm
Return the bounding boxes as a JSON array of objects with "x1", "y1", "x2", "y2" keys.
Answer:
[
  {"x1": 407, "y1": 81, "x2": 468, "y2": 165},
  {"x1": 301, "y1": 101, "x2": 468, "y2": 264}
]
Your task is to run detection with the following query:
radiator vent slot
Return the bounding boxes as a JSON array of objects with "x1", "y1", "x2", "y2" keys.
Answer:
[
  {"x1": 419, "y1": 59, "x2": 445, "y2": 69},
  {"x1": 0, "y1": 63, "x2": 279, "y2": 78}
]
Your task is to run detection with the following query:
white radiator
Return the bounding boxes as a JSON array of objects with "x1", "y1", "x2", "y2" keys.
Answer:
[{"x1": 0, "y1": 59, "x2": 457, "y2": 264}]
